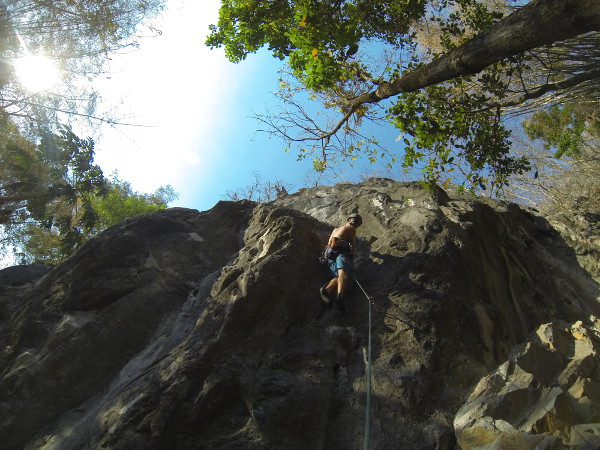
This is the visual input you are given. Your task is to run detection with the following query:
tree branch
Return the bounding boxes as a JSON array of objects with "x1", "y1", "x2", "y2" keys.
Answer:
[
  {"x1": 476, "y1": 68, "x2": 600, "y2": 111},
  {"x1": 330, "y1": 0, "x2": 600, "y2": 137}
]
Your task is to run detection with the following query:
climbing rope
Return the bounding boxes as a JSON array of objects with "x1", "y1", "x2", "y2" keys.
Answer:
[{"x1": 353, "y1": 276, "x2": 373, "y2": 450}]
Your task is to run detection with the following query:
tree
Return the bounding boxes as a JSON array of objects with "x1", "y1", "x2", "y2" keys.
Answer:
[
  {"x1": 0, "y1": 0, "x2": 175, "y2": 266},
  {"x1": 1, "y1": 123, "x2": 108, "y2": 261},
  {"x1": 91, "y1": 173, "x2": 178, "y2": 230},
  {"x1": 208, "y1": 0, "x2": 600, "y2": 193},
  {"x1": 506, "y1": 102, "x2": 600, "y2": 213},
  {"x1": 0, "y1": 122, "x2": 106, "y2": 227},
  {"x1": 223, "y1": 171, "x2": 292, "y2": 203},
  {"x1": 0, "y1": 0, "x2": 165, "y2": 127},
  {"x1": 9, "y1": 173, "x2": 178, "y2": 264},
  {"x1": 0, "y1": 111, "x2": 48, "y2": 224}
]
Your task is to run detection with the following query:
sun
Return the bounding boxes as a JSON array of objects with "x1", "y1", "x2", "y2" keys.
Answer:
[{"x1": 14, "y1": 55, "x2": 61, "y2": 92}]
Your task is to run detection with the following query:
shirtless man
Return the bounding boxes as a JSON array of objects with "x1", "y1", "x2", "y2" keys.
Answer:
[{"x1": 320, "y1": 213, "x2": 362, "y2": 312}]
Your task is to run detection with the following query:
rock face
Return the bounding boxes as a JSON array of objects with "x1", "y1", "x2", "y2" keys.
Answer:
[
  {"x1": 0, "y1": 178, "x2": 598, "y2": 449},
  {"x1": 455, "y1": 320, "x2": 600, "y2": 449}
]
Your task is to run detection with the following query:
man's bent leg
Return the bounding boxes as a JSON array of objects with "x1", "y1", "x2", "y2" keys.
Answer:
[
  {"x1": 337, "y1": 269, "x2": 350, "y2": 296},
  {"x1": 326, "y1": 278, "x2": 338, "y2": 295},
  {"x1": 336, "y1": 254, "x2": 353, "y2": 312},
  {"x1": 325, "y1": 260, "x2": 339, "y2": 298},
  {"x1": 336, "y1": 269, "x2": 350, "y2": 312}
]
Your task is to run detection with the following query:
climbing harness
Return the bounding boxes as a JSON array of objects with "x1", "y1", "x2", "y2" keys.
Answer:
[{"x1": 353, "y1": 275, "x2": 374, "y2": 450}]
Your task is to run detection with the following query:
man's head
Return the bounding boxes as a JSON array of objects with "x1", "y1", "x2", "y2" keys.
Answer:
[{"x1": 347, "y1": 213, "x2": 362, "y2": 227}]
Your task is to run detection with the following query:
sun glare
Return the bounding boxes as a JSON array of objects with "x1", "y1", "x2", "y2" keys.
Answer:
[{"x1": 14, "y1": 55, "x2": 61, "y2": 92}]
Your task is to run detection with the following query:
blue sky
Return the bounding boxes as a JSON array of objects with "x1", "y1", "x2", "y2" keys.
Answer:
[{"x1": 92, "y1": 0, "x2": 406, "y2": 212}]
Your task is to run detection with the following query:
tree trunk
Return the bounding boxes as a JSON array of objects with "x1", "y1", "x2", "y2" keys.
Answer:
[{"x1": 364, "y1": 0, "x2": 600, "y2": 103}]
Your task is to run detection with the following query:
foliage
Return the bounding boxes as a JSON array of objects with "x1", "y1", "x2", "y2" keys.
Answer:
[
  {"x1": 507, "y1": 101, "x2": 599, "y2": 214},
  {"x1": 523, "y1": 105, "x2": 587, "y2": 159},
  {"x1": 388, "y1": 74, "x2": 530, "y2": 192},
  {"x1": 0, "y1": 112, "x2": 48, "y2": 224},
  {"x1": 91, "y1": 174, "x2": 177, "y2": 229},
  {"x1": 1, "y1": 123, "x2": 107, "y2": 262},
  {"x1": 35, "y1": 125, "x2": 107, "y2": 233},
  {"x1": 207, "y1": 0, "x2": 424, "y2": 90},
  {"x1": 9, "y1": 172, "x2": 178, "y2": 264},
  {"x1": 0, "y1": 122, "x2": 106, "y2": 227},
  {"x1": 0, "y1": 0, "x2": 166, "y2": 126},
  {"x1": 0, "y1": 0, "x2": 169, "y2": 264},
  {"x1": 10, "y1": 223, "x2": 63, "y2": 265},
  {"x1": 208, "y1": 0, "x2": 600, "y2": 194}
]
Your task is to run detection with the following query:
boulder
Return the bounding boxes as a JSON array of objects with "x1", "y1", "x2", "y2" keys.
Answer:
[{"x1": 455, "y1": 320, "x2": 600, "y2": 449}]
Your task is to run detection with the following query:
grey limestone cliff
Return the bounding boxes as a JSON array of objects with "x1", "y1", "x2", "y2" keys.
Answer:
[{"x1": 0, "y1": 178, "x2": 598, "y2": 449}]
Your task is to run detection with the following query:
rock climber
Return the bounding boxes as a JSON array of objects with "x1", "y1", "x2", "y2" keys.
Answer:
[{"x1": 320, "y1": 213, "x2": 362, "y2": 312}]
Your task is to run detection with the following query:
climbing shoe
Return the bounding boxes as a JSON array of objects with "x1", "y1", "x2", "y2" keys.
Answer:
[
  {"x1": 320, "y1": 286, "x2": 333, "y2": 308},
  {"x1": 335, "y1": 293, "x2": 346, "y2": 313}
]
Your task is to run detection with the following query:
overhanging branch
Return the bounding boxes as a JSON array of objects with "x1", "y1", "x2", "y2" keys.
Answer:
[{"x1": 326, "y1": 0, "x2": 600, "y2": 139}]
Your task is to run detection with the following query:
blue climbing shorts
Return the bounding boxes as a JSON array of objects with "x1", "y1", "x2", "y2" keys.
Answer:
[{"x1": 328, "y1": 253, "x2": 352, "y2": 278}]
